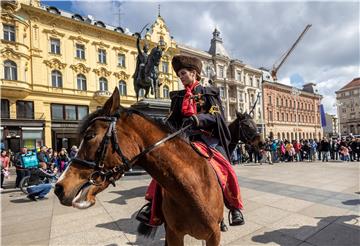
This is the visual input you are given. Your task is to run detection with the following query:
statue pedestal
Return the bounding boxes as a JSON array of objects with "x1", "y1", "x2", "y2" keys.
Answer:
[
  {"x1": 125, "y1": 98, "x2": 171, "y2": 176},
  {"x1": 130, "y1": 98, "x2": 171, "y2": 119}
]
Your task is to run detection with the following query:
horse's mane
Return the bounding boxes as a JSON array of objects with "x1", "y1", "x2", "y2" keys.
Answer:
[{"x1": 79, "y1": 106, "x2": 179, "y2": 138}]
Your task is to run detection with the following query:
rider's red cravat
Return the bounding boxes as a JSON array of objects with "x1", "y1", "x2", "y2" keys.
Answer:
[{"x1": 181, "y1": 81, "x2": 199, "y2": 117}]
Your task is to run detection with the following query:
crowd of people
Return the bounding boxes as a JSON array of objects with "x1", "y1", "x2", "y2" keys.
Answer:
[
  {"x1": 232, "y1": 137, "x2": 360, "y2": 164},
  {"x1": 0, "y1": 145, "x2": 78, "y2": 199}
]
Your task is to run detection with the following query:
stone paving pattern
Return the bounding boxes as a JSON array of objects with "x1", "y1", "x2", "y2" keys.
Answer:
[{"x1": 1, "y1": 161, "x2": 359, "y2": 245}]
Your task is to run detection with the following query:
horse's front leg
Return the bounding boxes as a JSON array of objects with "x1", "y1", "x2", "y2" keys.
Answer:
[{"x1": 165, "y1": 224, "x2": 184, "y2": 246}]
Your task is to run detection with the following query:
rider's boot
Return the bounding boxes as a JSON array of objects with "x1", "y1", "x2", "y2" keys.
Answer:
[
  {"x1": 136, "y1": 202, "x2": 152, "y2": 224},
  {"x1": 229, "y1": 208, "x2": 245, "y2": 226}
]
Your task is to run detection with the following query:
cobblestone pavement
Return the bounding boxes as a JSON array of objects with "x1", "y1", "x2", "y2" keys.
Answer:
[{"x1": 1, "y1": 161, "x2": 359, "y2": 246}]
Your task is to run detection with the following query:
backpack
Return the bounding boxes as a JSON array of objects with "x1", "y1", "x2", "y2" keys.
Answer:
[{"x1": 21, "y1": 152, "x2": 39, "y2": 168}]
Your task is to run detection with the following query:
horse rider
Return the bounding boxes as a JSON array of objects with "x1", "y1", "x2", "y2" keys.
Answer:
[
  {"x1": 133, "y1": 33, "x2": 149, "y2": 83},
  {"x1": 136, "y1": 55, "x2": 245, "y2": 227}
]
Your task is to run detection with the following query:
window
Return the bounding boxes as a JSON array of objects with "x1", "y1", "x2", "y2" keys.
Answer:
[
  {"x1": 98, "y1": 49, "x2": 106, "y2": 63},
  {"x1": 65, "y1": 105, "x2": 76, "y2": 120},
  {"x1": 50, "y1": 38, "x2": 60, "y2": 54},
  {"x1": 277, "y1": 112, "x2": 280, "y2": 121},
  {"x1": 218, "y1": 65, "x2": 224, "y2": 78},
  {"x1": 99, "y1": 77, "x2": 108, "y2": 91},
  {"x1": 77, "y1": 74, "x2": 87, "y2": 91},
  {"x1": 281, "y1": 113, "x2": 284, "y2": 121},
  {"x1": 4, "y1": 60, "x2": 17, "y2": 80},
  {"x1": 16, "y1": 101, "x2": 34, "y2": 119},
  {"x1": 286, "y1": 113, "x2": 289, "y2": 121},
  {"x1": 163, "y1": 85, "x2": 169, "y2": 99},
  {"x1": 118, "y1": 80, "x2": 127, "y2": 96},
  {"x1": 76, "y1": 44, "x2": 85, "y2": 59},
  {"x1": 118, "y1": 54, "x2": 126, "y2": 67},
  {"x1": 268, "y1": 96, "x2": 272, "y2": 105},
  {"x1": 250, "y1": 77, "x2": 253, "y2": 87},
  {"x1": 276, "y1": 98, "x2": 279, "y2": 106},
  {"x1": 162, "y1": 61, "x2": 169, "y2": 73},
  {"x1": 269, "y1": 111, "x2": 273, "y2": 121},
  {"x1": 3, "y1": 24, "x2": 15, "y2": 42},
  {"x1": 1, "y1": 99, "x2": 9, "y2": 119},
  {"x1": 51, "y1": 70, "x2": 62, "y2": 87},
  {"x1": 219, "y1": 87, "x2": 225, "y2": 98},
  {"x1": 285, "y1": 100, "x2": 288, "y2": 107},
  {"x1": 236, "y1": 71, "x2": 241, "y2": 81},
  {"x1": 51, "y1": 104, "x2": 88, "y2": 121},
  {"x1": 77, "y1": 106, "x2": 88, "y2": 120},
  {"x1": 281, "y1": 99, "x2": 283, "y2": 106}
]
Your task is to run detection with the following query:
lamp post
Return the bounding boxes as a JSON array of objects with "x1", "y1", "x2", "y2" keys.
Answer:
[
  {"x1": 291, "y1": 87, "x2": 300, "y2": 140},
  {"x1": 334, "y1": 102, "x2": 343, "y2": 138}
]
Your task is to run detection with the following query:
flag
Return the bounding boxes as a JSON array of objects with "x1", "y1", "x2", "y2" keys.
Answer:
[{"x1": 320, "y1": 104, "x2": 326, "y2": 127}]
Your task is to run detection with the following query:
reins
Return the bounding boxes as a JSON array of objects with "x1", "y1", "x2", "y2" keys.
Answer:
[{"x1": 72, "y1": 114, "x2": 191, "y2": 187}]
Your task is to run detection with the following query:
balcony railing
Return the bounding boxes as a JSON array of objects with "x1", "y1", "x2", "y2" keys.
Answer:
[{"x1": 94, "y1": 90, "x2": 111, "y2": 104}]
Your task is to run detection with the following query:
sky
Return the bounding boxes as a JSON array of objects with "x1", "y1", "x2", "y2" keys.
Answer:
[{"x1": 42, "y1": 0, "x2": 359, "y2": 115}]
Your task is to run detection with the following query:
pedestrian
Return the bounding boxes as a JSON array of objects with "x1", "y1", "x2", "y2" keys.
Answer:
[
  {"x1": 26, "y1": 162, "x2": 55, "y2": 201},
  {"x1": 321, "y1": 138, "x2": 330, "y2": 162},
  {"x1": 69, "y1": 145, "x2": 78, "y2": 159},
  {"x1": 14, "y1": 148, "x2": 31, "y2": 188},
  {"x1": 58, "y1": 149, "x2": 70, "y2": 173},
  {"x1": 1, "y1": 150, "x2": 10, "y2": 190}
]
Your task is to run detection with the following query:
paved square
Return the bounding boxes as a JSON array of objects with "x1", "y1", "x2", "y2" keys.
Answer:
[{"x1": 1, "y1": 161, "x2": 359, "y2": 245}]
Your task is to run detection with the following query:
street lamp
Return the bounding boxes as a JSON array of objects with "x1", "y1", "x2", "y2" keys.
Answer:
[
  {"x1": 334, "y1": 101, "x2": 343, "y2": 138},
  {"x1": 291, "y1": 87, "x2": 300, "y2": 140}
]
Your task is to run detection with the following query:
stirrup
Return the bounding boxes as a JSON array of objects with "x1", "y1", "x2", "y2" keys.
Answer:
[
  {"x1": 228, "y1": 209, "x2": 245, "y2": 226},
  {"x1": 136, "y1": 202, "x2": 151, "y2": 224}
]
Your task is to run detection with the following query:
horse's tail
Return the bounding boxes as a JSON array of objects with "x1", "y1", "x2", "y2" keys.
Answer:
[{"x1": 137, "y1": 222, "x2": 157, "y2": 239}]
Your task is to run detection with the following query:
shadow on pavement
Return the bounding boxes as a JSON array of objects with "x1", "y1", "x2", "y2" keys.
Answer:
[
  {"x1": 107, "y1": 186, "x2": 147, "y2": 205},
  {"x1": 342, "y1": 199, "x2": 360, "y2": 206},
  {"x1": 251, "y1": 215, "x2": 359, "y2": 246},
  {"x1": 10, "y1": 198, "x2": 34, "y2": 203},
  {"x1": 96, "y1": 211, "x2": 165, "y2": 245}
]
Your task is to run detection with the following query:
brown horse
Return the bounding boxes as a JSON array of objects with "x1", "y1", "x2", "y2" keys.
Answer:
[{"x1": 54, "y1": 88, "x2": 224, "y2": 245}]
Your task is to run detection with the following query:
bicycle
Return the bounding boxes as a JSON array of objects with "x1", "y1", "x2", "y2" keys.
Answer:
[{"x1": 19, "y1": 170, "x2": 58, "y2": 195}]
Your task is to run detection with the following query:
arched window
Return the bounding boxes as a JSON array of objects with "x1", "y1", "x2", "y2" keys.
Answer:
[
  {"x1": 77, "y1": 74, "x2": 87, "y2": 91},
  {"x1": 51, "y1": 70, "x2": 62, "y2": 87},
  {"x1": 99, "y1": 77, "x2": 108, "y2": 91},
  {"x1": 4, "y1": 60, "x2": 17, "y2": 80},
  {"x1": 118, "y1": 80, "x2": 127, "y2": 96},
  {"x1": 139, "y1": 89, "x2": 145, "y2": 97},
  {"x1": 163, "y1": 85, "x2": 169, "y2": 99}
]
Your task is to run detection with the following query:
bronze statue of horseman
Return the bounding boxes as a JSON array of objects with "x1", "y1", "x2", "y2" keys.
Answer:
[{"x1": 133, "y1": 33, "x2": 164, "y2": 101}]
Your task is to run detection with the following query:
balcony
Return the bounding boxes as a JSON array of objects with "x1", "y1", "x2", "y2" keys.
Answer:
[
  {"x1": 94, "y1": 90, "x2": 111, "y2": 104},
  {"x1": 0, "y1": 79, "x2": 31, "y2": 98}
]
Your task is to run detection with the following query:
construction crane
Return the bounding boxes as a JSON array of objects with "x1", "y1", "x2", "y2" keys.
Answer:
[{"x1": 271, "y1": 24, "x2": 312, "y2": 81}]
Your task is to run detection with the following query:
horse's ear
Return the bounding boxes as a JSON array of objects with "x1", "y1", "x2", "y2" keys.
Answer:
[{"x1": 103, "y1": 87, "x2": 120, "y2": 115}]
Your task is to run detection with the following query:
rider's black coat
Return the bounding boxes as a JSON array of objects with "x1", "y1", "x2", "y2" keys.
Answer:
[{"x1": 167, "y1": 84, "x2": 232, "y2": 161}]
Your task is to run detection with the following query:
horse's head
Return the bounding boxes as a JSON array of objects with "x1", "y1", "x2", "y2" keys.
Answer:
[
  {"x1": 231, "y1": 111, "x2": 264, "y2": 148},
  {"x1": 54, "y1": 88, "x2": 134, "y2": 209}
]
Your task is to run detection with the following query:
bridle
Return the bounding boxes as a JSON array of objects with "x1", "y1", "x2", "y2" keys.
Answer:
[{"x1": 72, "y1": 113, "x2": 191, "y2": 187}]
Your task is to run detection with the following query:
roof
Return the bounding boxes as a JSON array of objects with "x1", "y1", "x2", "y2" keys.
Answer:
[{"x1": 338, "y1": 77, "x2": 360, "y2": 91}]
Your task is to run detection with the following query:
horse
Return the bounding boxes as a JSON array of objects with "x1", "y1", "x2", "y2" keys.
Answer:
[
  {"x1": 134, "y1": 46, "x2": 163, "y2": 101},
  {"x1": 228, "y1": 111, "x2": 263, "y2": 154},
  {"x1": 54, "y1": 88, "x2": 224, "y2": 245}
]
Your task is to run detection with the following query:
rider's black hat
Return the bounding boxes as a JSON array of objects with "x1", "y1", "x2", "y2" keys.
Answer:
[{"x1": 172, "y1": 55, "x2": 202, "y2": 81}]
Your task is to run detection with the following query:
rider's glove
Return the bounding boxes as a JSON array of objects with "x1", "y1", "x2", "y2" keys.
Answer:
[{"x1": 182, "y1": 115, "x2": 199, "y2": 127}]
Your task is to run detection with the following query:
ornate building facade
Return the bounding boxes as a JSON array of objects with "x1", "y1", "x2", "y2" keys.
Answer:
[
  {"x1": 335, "y1": 77, "x2": 360, "y2": 136},
  {"x1": 178, "y1": 29, "x2": 264, "y2": 129},
  {"x1": 1, "y1": 0, "x2": 179, "y2": 151},
  {"x1": 262, "y1": 81, "x2": 323, "y2": 141}
]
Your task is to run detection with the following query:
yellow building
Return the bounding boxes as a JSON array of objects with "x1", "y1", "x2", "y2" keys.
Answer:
[{"x1": 1, "y1": 0, "x2": 179, "y2": 152}]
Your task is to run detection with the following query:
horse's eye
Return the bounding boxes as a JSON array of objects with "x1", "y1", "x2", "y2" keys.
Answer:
[{"x1": 84, "y1": 133, "x2": 96, "y2": 141}]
